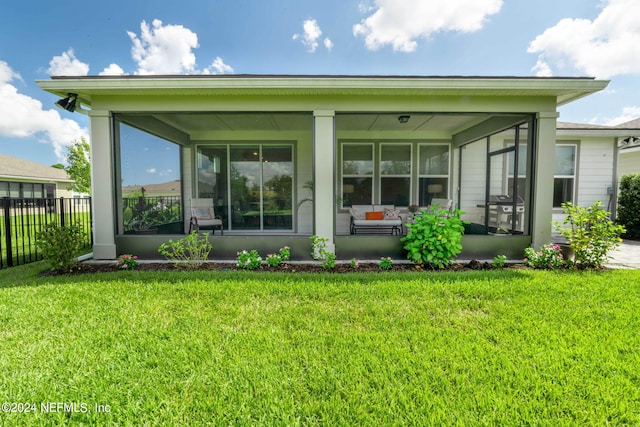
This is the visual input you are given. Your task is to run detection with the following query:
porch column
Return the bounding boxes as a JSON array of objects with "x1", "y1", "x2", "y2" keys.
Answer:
[
  {"x1": 531, "y1": 111, "x2": 559, "y2": 249},
  {"x1": 89, "y1": 109, "x2": 117, "y2": 259},
  {"x1": 313, "y1": 110, "x2": 336, "y2": 254}
]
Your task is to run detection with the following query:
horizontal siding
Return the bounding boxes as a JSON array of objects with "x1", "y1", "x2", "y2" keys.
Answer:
[
  {"x1": 619, "y1": 151, "x2": 640, "y2": 176},
  {"x1": 574, "y1": 138, "x2": 615, "y2": 207}
]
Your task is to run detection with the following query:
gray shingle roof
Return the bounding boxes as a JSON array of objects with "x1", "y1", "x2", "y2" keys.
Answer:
[{"x1": 0, "y1": 153, "x2": 71, "y2": 181}]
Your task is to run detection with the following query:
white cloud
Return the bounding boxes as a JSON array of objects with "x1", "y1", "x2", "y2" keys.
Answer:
[
  {"x1": 603, "y1": 106, "x2": 640, "y2": 126},
  {"x1": 99, "y1": 63, "x2": 126, "y2": 76},
  {"x1": 203, "y1": 57, "x2": 234, "y2": 74},
  {"x1": 47, "y1": 49, "x2": 90, "y2": 76},
  {"x1": 128, "y1": 19, "x2": 199, "y2": 75},
  {"x1": 293, "y1": 19, "x2": 328, "y2": 52},
  {"x1": 145, "y1": 168, "x2": 157, "y2": 174},
  {"x1": 0, "y1": 61, "x2": 88, "y2": 161},
  {"x1": 528, "y1": 0, "x2": 640, "y2": 78},
  {"x1": 353, "y1": 0, "x2": 503, "y2": 52},
  {"x1": 324, "y1": 38, "x2": 334, "y2": 51},
  {"x1": 531, "y1": 57, "x2": 553, "y2": 77}
]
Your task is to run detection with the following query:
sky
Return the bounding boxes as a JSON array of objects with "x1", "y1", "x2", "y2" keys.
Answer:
[{"x1": 1, "y1": 0, "x2": 640, "y2": 175}]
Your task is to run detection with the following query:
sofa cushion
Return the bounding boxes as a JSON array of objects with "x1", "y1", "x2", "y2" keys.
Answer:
[
  {"x1": 366, "y1": 211, "x2": 384, "y2": 220},
  {"x1": 353, "y1": 219, "x2": 402, "y2": 227}
]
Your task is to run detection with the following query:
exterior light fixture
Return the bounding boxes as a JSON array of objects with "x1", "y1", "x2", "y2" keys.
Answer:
[
  {"x1": 55, "y1": 93, "x2": 78, "y2": 112},
  {"x1": 398, "y1": 115, "x2": 410, "y2": 124}
]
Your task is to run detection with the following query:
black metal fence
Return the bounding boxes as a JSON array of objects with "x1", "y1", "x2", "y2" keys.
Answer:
[{"x1": 0, "y1": 197, "x2": 92, "y2": 268}]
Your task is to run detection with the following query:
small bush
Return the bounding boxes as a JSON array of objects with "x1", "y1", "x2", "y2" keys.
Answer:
[
  {"x1": 401, "y1": 207, "x2": 466, "y2": 268},
  {"x1": 237, "y1": 250, "x2": 262, "y2": 270},
  {"x1": 349, "y1": 258, "x2": 359, "y2": 269},
  {"x1": 524, "y1": 244, "x2": 566, "y2": 269},
  {"x1": 492, "y1": 254, "x2": 507, "y2": 268},
  {"x1": 117, "y1": 254, "x2": 139, "y2": 270},
  {"x1": 617, "y1": 174, "x2": 640, "y2": 239},
  {"x1": 36, "y1": 223, "x2": 86, "y2": 272},
  {"x1": 265, "y1": 246, "x2": 291, "y2": 267},
  {"x1": 322, "y1": 253, "x2": 336, "y2": 270},
  {"x1": 378, "y1": 257, "x2": 393, "y2": 270},
  {"x1": 553, "y1": 201, "x2": 625, "y2": 269},
  {"x1": 157, "y1": 231, "x2": 212, "y2": 269}
]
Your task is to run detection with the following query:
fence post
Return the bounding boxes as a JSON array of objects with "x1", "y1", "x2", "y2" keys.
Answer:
[
  {"x1": 60, "y1": 197, "x2": 65, "y2": 227},
  {"x1": 3, "y1": 198, "x2": 13, "y2": 267}
]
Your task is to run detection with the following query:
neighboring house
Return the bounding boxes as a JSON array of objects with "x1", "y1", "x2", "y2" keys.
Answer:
[
  {"x1": 0, "y1": 153, "x2": 74, "y2": 199},
  {"x1": 122, "y1": 180, "x2": 181, "y2": 198},
  {"x1": 615, "y1": 118, "x2": 640, "y2": 177},
  {"x1": 37, "y1": 75, "x2": 610, "y2": 260}
]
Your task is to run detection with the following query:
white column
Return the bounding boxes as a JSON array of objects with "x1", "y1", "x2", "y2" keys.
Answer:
[
  {"x1": 89, "y1": 109, "x2": 117, "y2": 259},
  {"x1": 531, "y1": 111, "x2": 559, "y2": 249},
  {"x1": 313, "y1": 110, "x2": 336, "y2": 254}
]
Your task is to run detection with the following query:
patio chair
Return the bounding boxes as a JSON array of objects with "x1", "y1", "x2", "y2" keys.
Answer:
[{"x1": 188, "y1": 198, "x2": 223, "y2": 235}]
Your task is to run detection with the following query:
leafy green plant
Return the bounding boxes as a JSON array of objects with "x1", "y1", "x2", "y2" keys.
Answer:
[
  {"x1": 617, "y1": 174, "x2": 640, "y2": 239},
  {"x1": 310, "y1": 235, "x2": 336, "y2": 270},
  {"x1": 401, "y1": 207, "x2": 466, "y2": 268},
  {"x1": 157, "y1": 231, "x2": 212, "y2": 269},
  {"x1": 322, "y1": 253, "x2": 336, "y2": 270},
  {"x1": 35, "y1": 223, "x2": 86, "y2": 272},
  {"x1": 523, "y1": 244, "x2": 566, "y2": 269},
  {"x1": 310, "y1": 235, "x2": 329, "y2": 260},
  {"x1": 117, "y1": 254, "x2": 139, "y2": 270},
  {"x1": 236, "y1": 249, "x2": 262, "y2": 270},
  {"x1": 492, "y1": 254, "x2": 507, "y2": 268},
  {"x1": 265, "y1": 246, "x2": 291, "y2": 267},
  {"x1": 378, "y1": 256, "x2": 393, "y2": 270},
  {"x1": 553, "y1": 201, "x2": 625, "y2": 269},
  {"x1": 349, "y1": 258, "x2": 359, "y2": 269}
]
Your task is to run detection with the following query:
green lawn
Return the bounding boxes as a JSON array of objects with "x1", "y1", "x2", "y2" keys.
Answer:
[{"x1": 0, "y1": 264, "x2": 638, "y2": 426}]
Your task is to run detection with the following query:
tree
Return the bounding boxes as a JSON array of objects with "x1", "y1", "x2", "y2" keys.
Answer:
[{"x1": 65, "y1": 138, "x2": 91, "y2": 195}]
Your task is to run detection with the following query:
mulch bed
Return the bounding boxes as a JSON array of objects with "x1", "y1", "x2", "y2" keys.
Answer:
[{"x1": 44, "y1": 259, "x2": 527, "y2": 276}]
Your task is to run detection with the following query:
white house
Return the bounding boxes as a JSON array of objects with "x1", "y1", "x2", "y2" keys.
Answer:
[
  {"x1": 37, "y1": 75, "x2": 610, "y2": 260},
  {"x1": 0, "y1": 153, "x2": 74, "y2": 199}
]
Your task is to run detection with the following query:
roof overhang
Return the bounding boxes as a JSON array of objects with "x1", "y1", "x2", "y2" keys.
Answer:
[{"x1": 37, "y1": 75, "x2": 609, "y2": 107}]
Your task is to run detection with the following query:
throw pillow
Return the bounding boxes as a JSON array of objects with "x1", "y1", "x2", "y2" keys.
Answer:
[
  {"x1": 365, "y1": 211, "x2": 384, "y2": 220},
  {"x1": 383, "y1": 208, "x2": 400, "y2": 220},
  {"x1": 350, "y1": 207, "x2": 365, "y2": 220},
  {"x1": 193, "y1": 208, "x2": 212, "y2": 220}
]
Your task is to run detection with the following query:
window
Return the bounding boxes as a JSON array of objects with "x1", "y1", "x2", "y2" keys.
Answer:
[
  {"x1": 380, "y1": 144, "x2": 411, "y2": 206},
  {"x1": 117, "y1": 120, "x2": 182, "y2": 235},
  {"x1": 553, "y1": 145, "x2": 576, "y2": 207},
  {"x1": 342, "y1": 144, "x2": 373, "y2": 207},
  {"x1": 197, "y1": 144, "x2": 293, "y2": 231},
  {"x1": 418, "y1": 144, "x2": 449, "y2": 206}
]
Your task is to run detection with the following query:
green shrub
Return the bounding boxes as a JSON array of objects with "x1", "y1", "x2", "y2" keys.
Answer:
[
  {"x1": 35, "y1": 223, "x2": 86, "y2": 272},
  {"x1": 553, "y1": 201, "x2": 625, "y2": 269},
  {"x1": 492, "y1": 254, "x2": 507, "y2": 268},
  {"x1": 401, "y1": 207, "x2": 466, "y2": 268},
  {"x1": 617, "y1": 174, "x2": 640, "y2": 239},
  {"x1": 310, "y1": 235, "x2": 336, "y2": 270},
  {"x1": 157, "y1": 231, "x2": 212, "y2": 269},
  {"x1": 378, "y1": 256, "x2": 393, "y2": 270},
  {"x1": 523, "y1": 244, "x2": 567, "y2": 269},
  {"x1": 236, "y1": 250, "x2": 262, "y2": 270}
]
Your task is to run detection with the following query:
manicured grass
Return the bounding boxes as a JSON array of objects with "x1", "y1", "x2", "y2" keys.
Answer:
[{"x1": 0, "y1": 264, "x2": 639, "y2": 425}]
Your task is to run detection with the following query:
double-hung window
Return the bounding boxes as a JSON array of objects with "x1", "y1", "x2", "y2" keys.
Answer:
[
  {"x1": 418, "y1": 144, "x2": 450, "y2": 206},
  {"x1": 380, "y1": 144, "x2": 411, "y2": 206},
  {"x1": 342, "y1": 144, "x2": 373, "y2": 207},
  {"x1": 553, "y1": 144, "x2": 576, "y2": 207}
]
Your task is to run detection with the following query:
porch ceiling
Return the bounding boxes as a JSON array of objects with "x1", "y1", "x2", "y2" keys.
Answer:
[{"x1": 141, "y1": 112, "x2": 493, "y2": 135}]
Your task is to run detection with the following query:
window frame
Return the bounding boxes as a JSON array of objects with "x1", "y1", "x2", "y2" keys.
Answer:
[
  {"x1": 378, "y1": 143, "x2": 412, "y2": 207},
  {"x1": 553, "y1": 143, "x2": 577, "y2": 208},
  {"x1": 417, "y1": 143, "x2": 451, "y2": 206},
  {"x1": 341, "y1": 142, "x2": 375, "y2": 208}
]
